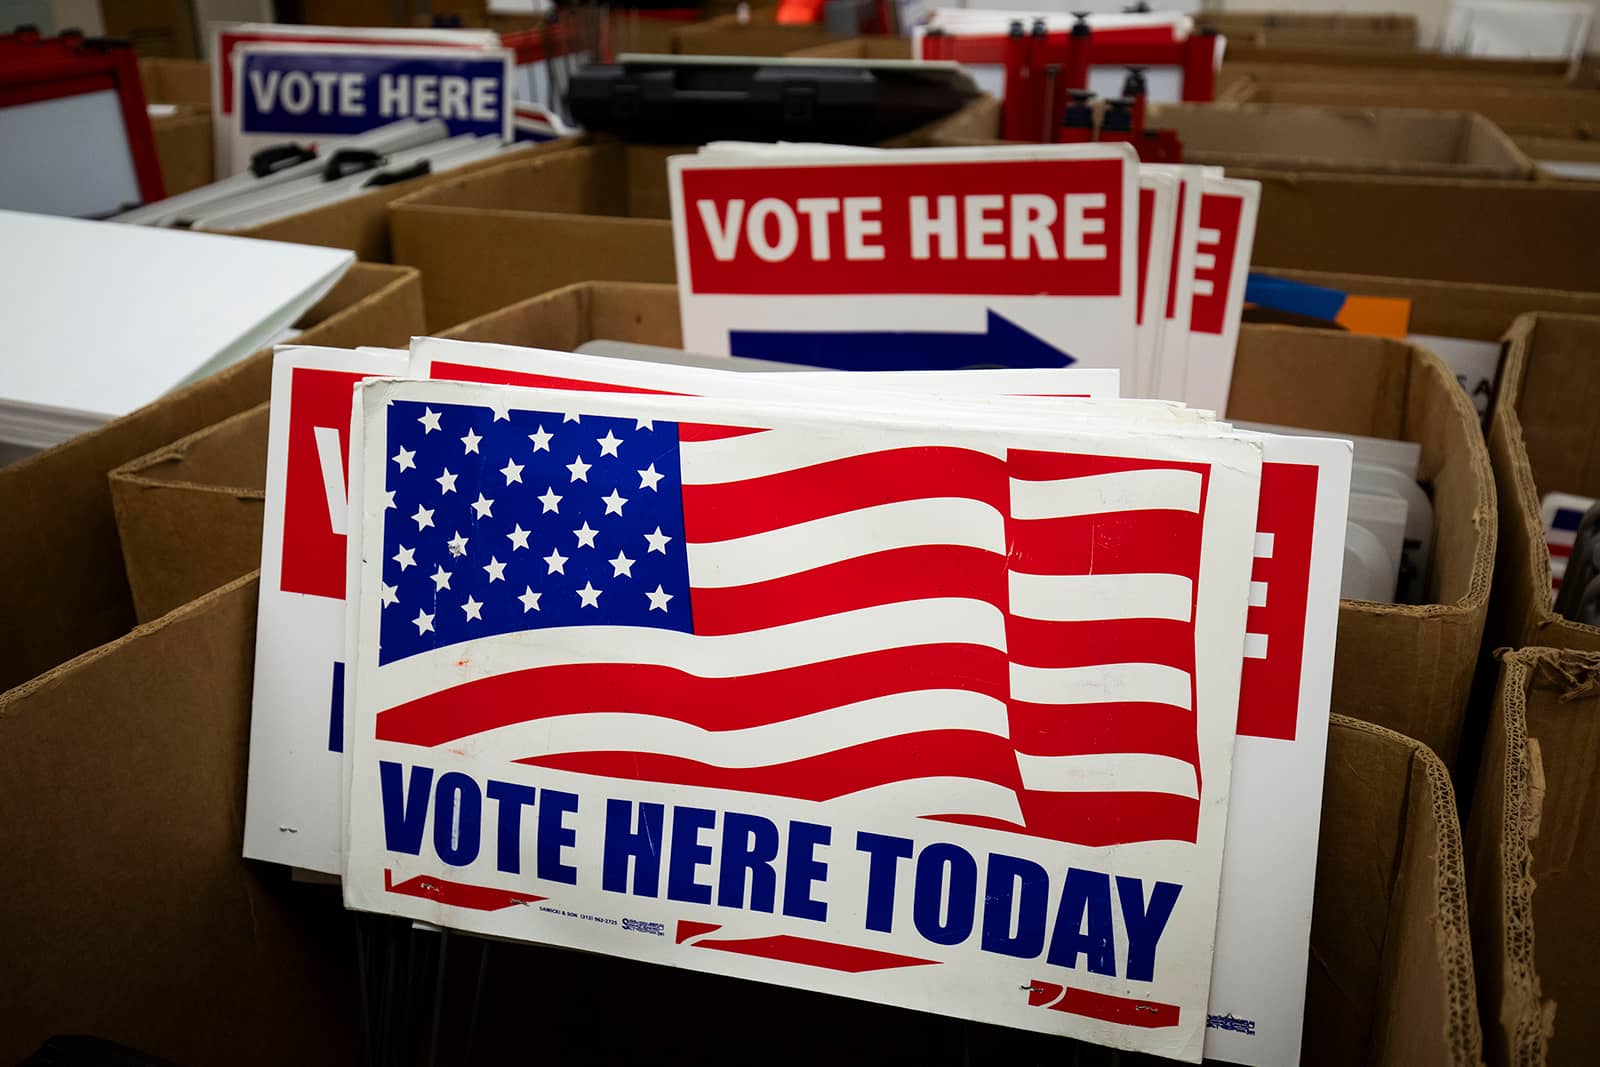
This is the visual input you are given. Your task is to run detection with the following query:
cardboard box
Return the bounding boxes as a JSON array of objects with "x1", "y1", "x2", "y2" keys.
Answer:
[
  {"x1": 1245, "y1": 172, "x2": 1600, "y2": 290},
  {"x1": 443, "y1": 281, "x2": 1493, "y2": 765},
  {"x1": 671, "y1": 11, "x2": 839, "y2": 56},
  {"x1": 0, "y1": 574, "x2": 358, "y2": 1066},
  {"x1": 0, "y1": 263, "x2": 423, "y2": 693},
  {"x1": 1232, "y1": 81, "x2": 1600, "y2": 139},
  {"x1": 609, "y1": 10, "x2": 698, "y2": 56},
  {"x1": 1221, "y1": 44, "x2": 1574, "y2": 81},
  {"x1": 1229, "y1": 325, "x2": 1495, "y2": 769},
  {"x1": 787, "y1": 35, "x2": 914, "y2": 60},
  {"x1": 1467, "y1": 647, "x2": 1600, "y2": 1065},
  {"x1": 137, "y1": 57, "x2": 212, "y2": 108},
  {"x1": 1311, "y1": 713, "x2": 1481, "y2": 1066},
  {"x1": 102, "y1": 0, "x2": 198, "y2": 58},
  {"x1": 1150, "y1": 103, "x2": 1534, "y2": 180},
  {"x1": 1514, "y1": 135, "x2": 1600, "y2": 180},
  {"x1": 1488, "y1": 314, "x2": 1600, "y2": 654},
  {"x1": 1196, "y1": 11, "x2": 1418, "y2": 50},
  {"x1": 150, "y1": 108, "x2": 214, "y2": 196},
  {"x1": 207, "y1": 139, "x2": 578, "y2": 263},
  {"x1": 110, "y1": 405, "x2": 268, "y2": 623}
]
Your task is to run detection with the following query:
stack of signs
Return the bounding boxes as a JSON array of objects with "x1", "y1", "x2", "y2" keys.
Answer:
[
  {"x1": 665, "y1": 143, "x2": 1258, "y2": 413},
  {"x1": 211, "y1": 23, "x2": 512, "y2": 177},
  {"x1": 246, "y1": 326, "x2": 1350, "y2": 1063}
]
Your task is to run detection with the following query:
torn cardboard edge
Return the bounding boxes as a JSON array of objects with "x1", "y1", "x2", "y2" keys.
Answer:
[{"x1": 1490, "y1": 314, "x2": 1600, "y2": 654}]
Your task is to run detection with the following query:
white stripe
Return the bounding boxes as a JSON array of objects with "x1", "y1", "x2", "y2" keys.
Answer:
[
  {"x1": 453, "y1": 690, "x2": 1008, "y2": 767},
  {"x1": 1010, "y1": 662, "x2": 1192, "y2": 710},
  {"x1": 1244, "y1": 633, "x2": 1268, "y2": 659},
  {"x1": 1192, "y1": 278, "x2": 1215, "y2": 297},
  {"x1": 313, "y1": 426, "x2": 348, "y2": 536},
  {"x1": 823, "y1": 778, "x2": 1024, "y2": 824},
  {"x1": 682, "y1": 429, "x2": 999, "y2": 486},
  {"x1": 1248, "y1": 581, "x2": 1268, "y2": 608},
  {"x1": 687, "y1": 498, "x2": 1004, "y2": 588},
  {"x1": 1008, "y1": 572, "x2": 1193, "y2": 623},
  {"x1": 1254, "y1": 532, "x2": 1274, "y2": 558},
  {"x1": 378, "y1": 598, "x2": 1008, "y2": 703},
  {"x1": 1009, "y1": 468, "x2": 1202, "y2": 520},
  {"x1": 1015, "y1": 752, "x2": 1199, "y2": 799}
]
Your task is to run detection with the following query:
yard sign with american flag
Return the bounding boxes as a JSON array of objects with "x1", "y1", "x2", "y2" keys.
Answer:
[{"x1": 344, "y1": 377, "x2": 1262, "y2": 1062}]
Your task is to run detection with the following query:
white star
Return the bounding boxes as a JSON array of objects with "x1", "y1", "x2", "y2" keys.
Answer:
[
  {"x1": 380, "y1": 582, "x2": 398, "y2": 607},
  {"x1": 574, "y1": 522, "x2": 598, "y2": 549},
  {"x1": 601, "y1": 489, "x2": 628, "y2": 516},
  {"x1": 577, "y1": 581, "x2": 602, "y2": 608},
  {"x1": 447, "y1": 531, "x2": 469, "y2": 557},
  {"x1": 430, "y1": 565, "x2": 452, "y2": 592},
  {"x1": 418, "y1": 407, "x2": 442, "y2": 433},
  {"x1": 393, "y1": 446, "x2": 416, "y2": 472},
  {"x1": 461, "y1": 595, "x2": 483, "y2": 622},
  {"x1": 529, "y1": 425, "x2": 553, "y2": 452},
  {"x1": 644, "y1": 526, "x2": 672, "y2": 554},
  {"x1": 563, "y1": 410, "x2": 582, "y2": 424},
  {"x1": 544, "y1": 547, "x2": 568, "y2": 575},
  {"x1": 567, "y1": 455, "x2": 591, "y2": 483},
  {"x1": 506, "y1": 523, "x2": 531, "y2": 550},
  {"x1": 483, "y1": 556, "x2": 506, "y2": 583},
  {"x1": 488, "y1": 395, "x2": 512, "y2": 422},
  {"x1": 471, "y1": 493, "x2": 494, "y2": 519},
  {"x1": 646, "y1": 585, "x2": 673, "y2": 612},
  {"x1": 436, "y1": 468, "x2": 458, "y2": 494},
  {"x1": 383, "y1": 489, "x2": 397, "y2": 510},
  {"x1": 412, "y1": 609, "x2": 435, "y2": 634},
  {"x1": 538, "y1": 487, "x2": 562, "y2": 514},
  {"x1": 518, "y1": 586, "x2": 541, "y2": 613},
  {"x1": 411, "y1": 504, "x2": 435, "y2": 530},
  {"x1": 392, "y1": 545, "x2": 416, "y2": 571},
  {"x1": 637, "y1": 464, "x2": 664, "y2": 491},
  {"x1": 461, "y1": 427, "x2": 482, "y2": 453},
  {"x1": 596, "y1": 430, "x2": 623, "y2": 457},
  {"x1": 635, "y1": 417, "x2": 654, "y2": 431},
  {"x1": 500, "y1": 458, "x2": 524, "y2": 485},
  {"x1": 610, "y1": 551, "x2": 635, "y2": 578}
]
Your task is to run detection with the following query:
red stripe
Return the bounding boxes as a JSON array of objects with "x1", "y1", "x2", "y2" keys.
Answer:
[
  {"x1": 1014, "y1": 791, "x2": 1199, "y2": 846},
  {"x1": 376, "y1": 644, "x2": 1008, "y2": 746},
  {"x1": 683, "y1": 447, "x2": 1007, "y2": 543},
  {"x1": 690, "y1": 545, "x2": 1004, "y2": 635},
  {"x1": 1007, "y1": 700, "x2": 1199, "y2": 766},
  {"x1": 680, "y1": 423, "x2": 767, "y2": 441},
  {"x1": 383, "y1": 870, "x2": 545, "y2": 911},
  {"x1": 1028, "y1": 982, "x2": 1181, "y2": 1029},
  {"x1": 1550, "y1": 542, "x2": 1573, "y2": 559},
  {"x1": 1007, "y1": 450, "x2": 1210, "y2": 482},
  {"x1": 1006, "y1": 511, "x2": 1203, "y2": 577},
  {"x1": 516, "y1": 730, "x2": 1025, "y2": 801},
  {"x1": 686, "y1": 932, "x2": 939, "y2": 973},
  {"x1": 1005, "y1": 616, "x2": 1194, "y2": 672},
  {"x1": 431, "y1": 361, "x2": 681, "y2": 395}
]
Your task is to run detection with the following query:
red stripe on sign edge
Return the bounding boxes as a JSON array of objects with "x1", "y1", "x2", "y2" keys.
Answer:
[
  {"x1": 376, "y1": 643, "x2": 1009, "y2": 746},
  {"x1": 676, "y1": 921, "x2": 939, "y2": 973},
  {"x1": 384, "y1": 870, "x2": 545, "y2": 911},
  {"x1": 431, "y1": 362, "x2": 684, "y2": 396},
  {"x1": 1027, "y1": 980, "x2": 1181, "y2": 1029},
  {"x1": 947, "y1": 791, "x2": 1200, "y2": 847}
]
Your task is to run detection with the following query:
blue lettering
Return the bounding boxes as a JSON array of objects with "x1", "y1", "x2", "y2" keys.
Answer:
[
  {"x1": 912, "y1": 842, "x2": 977, "y2": 946},
  {"x1": 856, "y1": 831, "x2": 913, "y2": 933},
  {"x1": 485, "y1": 779, "x2": 536, "y2": 874},
  {"x1": 536, "y1": 788, "x2": 579, "y2": 885},
  {"x1": 1047, "y1": 867, "x2": 1116, "y2": 976},
  {"x1": 717, "y1": 811, "x2": 779, "y2": 913},
  {"x1": 1118, "y1": 876, "x2": 1181, "y2": 983},
  {"x1": 783, "y1": 821, "x2": 830, "y2": 922},
  {"x1": 379, "y1": 761, "x2": 431, "y2": 856},
  {"x1": 602, "y1": 798, "x2": 663, "y2": 897},
  {"x1": 981, "y1": 853, "x2": 1049, "y2": 959},
  {"x1": 432, "y1": 771, "x2": 481, "y2": 867},
  {"x1": 667, "y1": 805, "x2": 716, "y2": 905}
]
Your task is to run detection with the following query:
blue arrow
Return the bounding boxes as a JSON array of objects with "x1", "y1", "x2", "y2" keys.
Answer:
[{"x1": 727, "y1": 310, "x2": 1075, "y2": 371}]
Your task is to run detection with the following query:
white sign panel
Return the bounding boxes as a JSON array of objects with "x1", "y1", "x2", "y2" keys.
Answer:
[
  {"x1": 668, "y1": 145, "x2": 1141, "y2": 377},
  {"x1": 343, "y1": 372, "x2": 1262, "y2": 1061}
]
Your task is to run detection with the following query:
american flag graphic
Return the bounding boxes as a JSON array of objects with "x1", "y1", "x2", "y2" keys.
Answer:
[{"x1": 372, "y1": 396, "x2": 1212, "y2": 847}]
